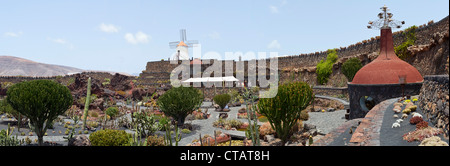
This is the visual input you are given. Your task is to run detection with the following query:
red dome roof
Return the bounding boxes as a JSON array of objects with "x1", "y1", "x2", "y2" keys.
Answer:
[{"x1": 351, "y1": 28, "x2": 423, "y2": 85}]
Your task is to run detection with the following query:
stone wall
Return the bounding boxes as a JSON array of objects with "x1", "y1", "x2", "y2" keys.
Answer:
[
  {"x1": 313, "y1": 86, "x2": 348, "y2": 99},
  {"x1": 347, "y1": 82, "x2": 423, "y2": 119},
  {"x1": 418, "y1": 75, "x2": 449, "y2": 138},
  {"x1": 138, "y1": 16, "x2": 448, "y2": 89}
]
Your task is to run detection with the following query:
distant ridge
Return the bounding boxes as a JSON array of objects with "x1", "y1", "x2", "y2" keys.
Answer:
[
  {"x1": 0, "y1": 56, "x2": 133, "y2": 77},
  {"x1": 0, "y1": 56, "x2": 84, "y2": 77}
]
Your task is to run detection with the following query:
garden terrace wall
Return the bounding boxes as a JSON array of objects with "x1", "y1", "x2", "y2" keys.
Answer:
[
  {"x1": 418, "y1": 75, "x2": 449, "y2": 138},
  {"x1": 347, "y1": 82, "x2": 422, "y2": 119},
  {"x1": 313, "y1": 86, "x2": 348, "y2": 99}
]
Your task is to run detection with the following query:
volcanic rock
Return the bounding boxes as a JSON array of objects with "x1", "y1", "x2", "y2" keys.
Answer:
[
  {"x1": 110, "y1": 73, "x2": 130, "y2": 91},
  {"x1": 68, "y1": 74, "x2": 104, "y2": 99},
  {"x1": 68, "y1": 135, "x2": 91, "y2": 146}
]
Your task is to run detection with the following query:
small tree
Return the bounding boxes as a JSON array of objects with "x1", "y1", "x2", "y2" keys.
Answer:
[
  {"x1": 341, "y1": 57, "x2": 363, "y2": 82},
  {"x1": 257, "y1": 82, "x2": 313, "y2": 146},
  {"x1": 316, "y1": 49, "x2": 338, "y2": 85},
  {"x1": 395, "y1": 25, "x2": 417, "y2": 60},
  {"x1": 6, "y1": 80, "x2": 73, "y2": 146},
  {"x1": 157, "y1": 86, "x2": 203, "y2": 127}
]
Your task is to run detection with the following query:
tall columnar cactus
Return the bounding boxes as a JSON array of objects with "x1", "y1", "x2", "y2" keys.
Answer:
[
  {"x1": 243, "y1": 88, "x2": 260, "y2": 146},
  {"x1": 129, "y1": 126, "x2": 148, "y2": 146},
  {"x1": 163, "y1": 120, "x2": 182, "y2": 146},
  {"x1": 174, "y1": 122, "x2": 182, "y2": 146},
  {"x1": 245, "y1": 97, "x2": 260, "y2": 146},
  {"x1": 82, "y1": 77, "x2": 92, "y2": 131},
  {"x1": 257, "y1": 82, "x2": 313, "y2": 146}
]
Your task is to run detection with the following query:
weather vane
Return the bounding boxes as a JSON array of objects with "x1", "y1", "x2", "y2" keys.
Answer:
[{"x1": 367, "y1": 5, "x2": 405, "y2": 29}]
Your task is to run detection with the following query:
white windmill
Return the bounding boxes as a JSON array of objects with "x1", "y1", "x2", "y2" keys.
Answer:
[{"x1": 169, "y1": 29, "x2": 199, "y2": 61}]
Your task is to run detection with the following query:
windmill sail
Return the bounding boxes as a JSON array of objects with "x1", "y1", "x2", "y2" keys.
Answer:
[
  {"x1": 169, "y1": 41, "x2": 180, "y2": 49},
  {"x1": 169, "y1": 29, "x2": 199, "y2": 48},
  {"x1": 186, "y1": 40, "x2": 199, "y2": 47}
]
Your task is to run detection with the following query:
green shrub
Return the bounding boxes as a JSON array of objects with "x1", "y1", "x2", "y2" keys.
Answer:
[
  {"x1": 157, "y1": 86, "x2": 203, "y2": 127},
  {"x1": 89, "y1": 129, "x2": 131, "y2": 146},
  {"x1": 316, "y1": 49, "x2": 338, "y2": 85},
  {"x1": 181, "y1": 128, "x2": 191, "y2": 134},
  {"x1": 146, "y1": 135, "x2": 165, "y2": 146},
  {"x1": 213, "y1": 94, "x2": 231, "y2": 109},
  {"x1": 105, "y1": 107, "x2": 119, "y2": 118},
  {"x1": 341, "y1": 57, "x2": 363, "y2": 82},
  {"x1": 6, "y1": 80, "x2": 72, "y2": 146},
  {"x1": 395, "y1": 25, "x2": 417, "y2": 60},
  {"x1": 257, "y1": 81, "x2": 313, "y2": 146}
]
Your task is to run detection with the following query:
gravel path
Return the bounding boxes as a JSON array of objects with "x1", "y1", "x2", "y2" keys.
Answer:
[
  {"x1": 303, "y1": 109, "x2": 348, "y2": 135},
  {"x1": 177, "y1": 102, "x2": 249, "y2": 146}
]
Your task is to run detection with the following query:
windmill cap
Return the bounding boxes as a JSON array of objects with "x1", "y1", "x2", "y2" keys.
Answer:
[{"x1": 177, "y1": 41, "x2": 187, "y2": 47}]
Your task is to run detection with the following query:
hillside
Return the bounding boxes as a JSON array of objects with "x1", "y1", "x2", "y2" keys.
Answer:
[{"x1": 0, "y1": 56, "x2": 84, "y2": 77}]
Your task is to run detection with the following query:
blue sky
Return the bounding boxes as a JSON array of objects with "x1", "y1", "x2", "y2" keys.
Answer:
[{"x1": 1, "y1": 0, "x2": 448, "y2": 75}]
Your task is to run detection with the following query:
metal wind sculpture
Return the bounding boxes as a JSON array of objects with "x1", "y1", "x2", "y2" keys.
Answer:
[
  {"x1": 367, "y1": 5, "x2": 405, "y2": 30},
  {"x1": 367, "y1": 5, "x2": 405, "y2": 60}
]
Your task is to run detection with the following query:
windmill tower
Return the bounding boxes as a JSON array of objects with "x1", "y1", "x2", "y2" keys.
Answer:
[{"x1": 169, "y1": 29, "x2": 199, "y2": 61}]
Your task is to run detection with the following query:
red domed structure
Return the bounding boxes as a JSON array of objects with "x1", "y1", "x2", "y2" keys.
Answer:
[
  {"x1": 347, "y1": 5, "x2": 424, "y2": 119},
  {"x1": 350, "y1": 28, "x2": 423, "y2": 84}
]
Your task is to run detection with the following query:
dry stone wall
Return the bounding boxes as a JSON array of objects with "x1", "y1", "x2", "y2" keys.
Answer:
[
  {"x1": 418, "y1": 75, "x2": 449, "y2": 138},
  {"x1": 139, "y1": 16, "x2": 448, "y2": 88}
]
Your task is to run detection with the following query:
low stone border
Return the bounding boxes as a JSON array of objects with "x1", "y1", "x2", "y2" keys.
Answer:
[{"x1": 348, "y1": 98, "x2": 397, "y2": 146}]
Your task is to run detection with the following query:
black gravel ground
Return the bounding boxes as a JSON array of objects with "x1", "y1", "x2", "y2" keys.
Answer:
[{"x1": 379, "y1": 99, "x2": 449, "y2": 146}]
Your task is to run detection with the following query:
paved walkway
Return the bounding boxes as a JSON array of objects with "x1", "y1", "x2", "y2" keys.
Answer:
[{"x1": 314, "y1": 97, "x2": 449, "y2": 146}]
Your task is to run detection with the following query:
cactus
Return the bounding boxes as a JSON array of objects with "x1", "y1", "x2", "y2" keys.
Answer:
[
  {"x1": 245, "y1": 102, "x2": 260, "y2": 146},
  {"x1": 129, "y1": 126, "x2": 148, "y2": 146},
  {"x1": 258, "y1": 82, "x2": 313, "y2": 146},
  {"x1": 242, "y1": 88, "x2": 260, "y2": 146},
  {"x1": 199, "y1": 133, "x2": 203, "y2": 146},
  {"x1": 160, "y1": 116, "x2": 180, "y2": 146},
  {"x1": 82, "y1": 77, "x2": 92, "y2": 131},
  {"x1": 174, "y1": 122, "x2": 182, "y2": 146},
  {"x1": 0, "y1": 123, "x2": 24, "y2": 146},
  {"x1": 63, "y1": 127, "x2": 75, "y2": 142}
]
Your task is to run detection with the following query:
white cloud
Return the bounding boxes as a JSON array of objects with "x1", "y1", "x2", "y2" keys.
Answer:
[
  {"x1": 269, "y1": 5, "x2": 279, "y2": 13},
  {"x1": 281, "y1": 0, "x2": 287, "y2": 6},
  {"x1": 47, "y1": 37, "x2": 74, "y2": 50},
  {"x1": 4, "y1": 31, "x2": 23, "y2": 37},
  {"x1": 49, "y1": 38, "x2": 67, "y2": 44},
  {"x1": 99, "y1": 23, "x2": 120, "y2": 33},
  {"x1": 208, "y1": 31, "x2": 221, "y2": 39},
  {"x1": 269, "y1": 0, "x2": 287, "y2": 14},
  {"x1": 268, "y1": 40, "x2": 281, "y2": 49},
  {"x1": 125, "y1": 31, "x2": 150, "y2": 44}
]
